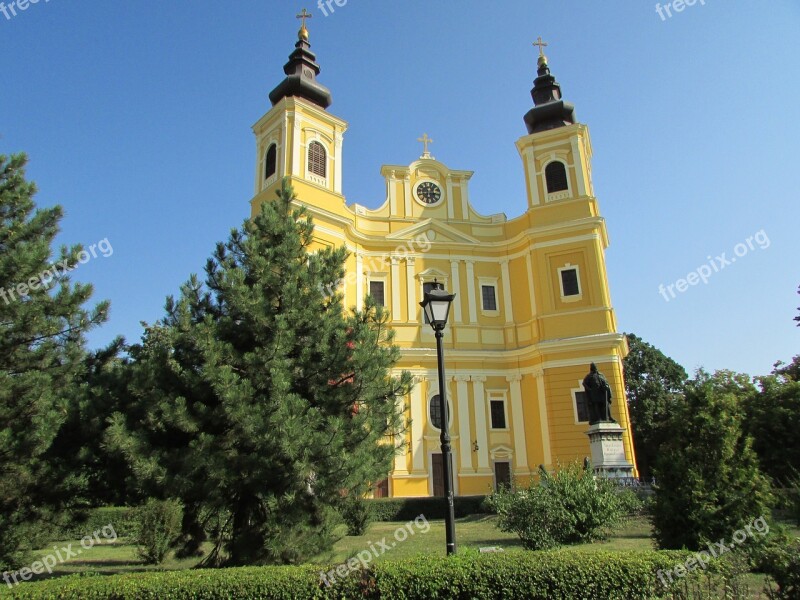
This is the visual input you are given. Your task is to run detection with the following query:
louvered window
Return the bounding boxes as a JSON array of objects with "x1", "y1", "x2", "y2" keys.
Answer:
[{"x1": 308, "y1": 141, "x2": 327, "y2": 178}]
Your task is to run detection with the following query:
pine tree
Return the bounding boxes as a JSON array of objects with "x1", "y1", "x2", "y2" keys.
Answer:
[
  {"x1": 652, "y1": 370, "x2": 772, "y2": 550},
  {"x1": 0, "y1": 154, "x2": 109, "y2": 569},
  {"x1": 107, "y1": 178, "x2": 411, "y2": 566}
]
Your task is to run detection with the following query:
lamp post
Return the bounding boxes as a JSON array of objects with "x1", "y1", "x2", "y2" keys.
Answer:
[{"x1": 420, "y1": 280, "x2": 457, "y2": 556}]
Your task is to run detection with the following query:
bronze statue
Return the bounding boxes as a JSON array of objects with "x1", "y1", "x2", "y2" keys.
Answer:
[{"x1": 582, "y1": 363, "x2": 616, "y2": 425}]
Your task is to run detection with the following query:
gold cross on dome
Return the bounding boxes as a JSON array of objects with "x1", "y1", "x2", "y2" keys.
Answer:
[
  {"x1": 417, "y1": 133, "x2": 434, "y2": 157},
  {"x1": 297, "y1": 8, "x2": 312, "y2": 29},
  {"x1": 533, "y1": 36, "x2": 548, "y2": 57}
]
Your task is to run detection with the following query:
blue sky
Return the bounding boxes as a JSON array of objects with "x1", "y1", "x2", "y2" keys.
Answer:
[{"x1": 2, "y1": 0, "x2": 798, "y2": 377}]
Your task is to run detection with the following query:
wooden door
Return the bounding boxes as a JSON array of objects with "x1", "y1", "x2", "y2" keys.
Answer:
[{"x1": 494, "y1": 461, "x2": 511, "y2": 490}]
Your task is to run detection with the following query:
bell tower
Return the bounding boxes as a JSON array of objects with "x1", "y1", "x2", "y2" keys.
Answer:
[
  {"x1": 516, "y1": 39, "x2": 593, "y2": 209},
  {"x1": 250, "y1": 10, "x2": 347, "y2": 215}
]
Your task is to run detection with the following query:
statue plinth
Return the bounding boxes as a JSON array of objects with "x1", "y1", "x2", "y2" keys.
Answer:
[{"x1": 586, "y1": 422, "x2": 634, "y2": 479}]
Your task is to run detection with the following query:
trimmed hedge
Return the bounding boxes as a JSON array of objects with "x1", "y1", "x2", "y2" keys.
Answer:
[
  {"x1": 366, "y1": 495, "x2": 489, "y2": 522},
  {"x1": 0, "y1": 550, "x2": 695, "y2": 599}
]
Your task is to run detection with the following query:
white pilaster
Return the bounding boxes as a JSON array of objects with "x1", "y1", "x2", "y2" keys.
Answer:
[
  {"x1": 446, "y1": 175, "x2": 454, "y2": 220},
  {"x1": 450, "y1": 260, "x2": 462, "y2": 323},
  {"x1": 410, "y1": 378, "x2": 425, "y2": 473},
  {"x1": 253, "y1": 139, "x2": 261, "y2": 195},
  {"x1": 406, "y1": 258, "x2": 416, "y2": 321},
  {"x1": 456, "y1": 375, "x2": 472, "y2": 472},
  {"x1": 570, "y1": 137, "x2": 587, "y2": 197},
  {"x1": 460, "y1": 179, "x2": 470, "y2": 218},
  {"x1": 472, "y1": 376, "x2": 490, "y2": 471},
  {"x1": 389, "y1": 170, "x2": 397, "y2": 216},
  {"x1": 291, "y1": 114, "x2": 301, "y2": 177},
  {"x1": 356, "y1": 253, "x2": 364, "y2": 311},
  {"x1": 525, "y1": 147, "x2": 540, "y2": 206},
  {"x1": 525, "y1": 251, "x2": 538, "y2": 316},
  {"x1": 394, "y1": 396, "x2": 408, "y2": 475},
  {"x1": 403, "y1": 175, "x2": 412, "y2": 217},
  {"x1": 465, "y1": 260, "x2": 477, "y2": 324},
  {"x1": 390, "y1": 256, "x2": 401, "y2": 322},
  {"x1": 500, "y1": 259, "x2": 514, "y2": 324},
  {"x1": 507, "y1": 374, "x2": 529, "y2": 472},
  {"x1": 334, "y1": 131, "x2": 344, "y2": 194},
  {"x1": 535, "y1": 369, "x2": 552, "y2": 467},
  {"x1": 282, "y1": 114, "x2": 289, "y2": 178}
]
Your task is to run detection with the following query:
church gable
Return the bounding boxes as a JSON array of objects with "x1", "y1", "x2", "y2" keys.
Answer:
[{"x1": 386, "y1": 219, "x2": 480, "y2": 245}]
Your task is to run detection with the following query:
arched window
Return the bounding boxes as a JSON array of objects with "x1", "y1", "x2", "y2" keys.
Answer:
[
  {"x1": 545, "y1": 161, "x2": 569, "y2": 194},
  {"x1": 308, "y1": 141, "x2": 327, "y2": 178},
  {"x1": 265, "y1": 144, "x2": 277, "y2": 179},
  {"x1": 429, "y1": 394, "x2": 443, "y2": 429}
]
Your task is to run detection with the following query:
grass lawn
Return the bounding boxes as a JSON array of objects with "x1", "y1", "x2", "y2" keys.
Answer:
[{"x1": 9, "y1": 514, "x2": 799, "y2": 593}]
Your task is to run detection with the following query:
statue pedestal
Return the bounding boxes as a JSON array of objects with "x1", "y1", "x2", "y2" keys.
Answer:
[{"x1": 586, "y1": 422, "x2": 634, "y2": 479}]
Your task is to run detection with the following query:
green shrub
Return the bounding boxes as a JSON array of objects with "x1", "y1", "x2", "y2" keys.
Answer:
[
  {"x1": 652, "y1": 373, "x2": 773, "y2": 551},
  {"x1": 485, "y1": 462, "x2": 638, "y2": 550},
  {"x1": 0, "y1": 549, "x2": 696, "y2": 599},
  {"x1": 132, "y1": 499, "x2": 183, "y2": 565},
  {"x1": 761, "y1": 537, "x2": 800, "y2": 599},
  {"x1": 340, "y1": 497, "x2": 371, "y2": 536},
  {"x1": 57, "y1": 506, "x2": 137, "y2": 540},
  {"x1": 786, "y1": 472, "x2": 800, "y2": 526}
]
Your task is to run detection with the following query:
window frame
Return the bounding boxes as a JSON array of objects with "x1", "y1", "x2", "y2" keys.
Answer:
[
  {"x1": 557, "y1": 264, "x2": 583, "y2": 302},
  {"x1": 478, "y1": 277, "x2": 500, "y2": 316},
  {"x1": 544, "y1": 160, "x2": 570, "y2": 198},
  {"x1": 489, "y1": 398, "x2": 508, "y2": 430},
  {"x1": 264, "y1": 143, "x2": 277, "y2": 180},
  {"x1": 367, "y1": 278, "x2": 386, "y2": 308},
  {"x1": 428, "y1": 393, "x2": 452, "y2": 431},
  {"x1": 307, "y1": 140, "x2": 327, "y2": 180}
]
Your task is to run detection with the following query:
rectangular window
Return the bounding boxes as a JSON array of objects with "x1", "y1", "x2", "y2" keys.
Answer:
[
  {"x1": 560, "y1": 268, "x2": 580, "y2": 297},
  {"x1": 481, "y1": 285, "x2": 498, "y2": 311},
  {"x1": 490, "y1": 400, "x2": 507, "y2": 429},
  {"x1": 575, "y1": 391, "x2": 589, "y2": 423},
  {"x1": 368, "y1": 280, "x2": 385, "y2": 307}
]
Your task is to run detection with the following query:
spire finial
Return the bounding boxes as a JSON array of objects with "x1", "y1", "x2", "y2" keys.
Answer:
[
  {"x1": 533, "y1": 36, "x2": 549, "y2": 66},
  {"x1": 417, "y1": 133, "x2": 434, "y2": 159},
  {"x1": 296, "y1": 8, "x2": 312, "y2": 41}
]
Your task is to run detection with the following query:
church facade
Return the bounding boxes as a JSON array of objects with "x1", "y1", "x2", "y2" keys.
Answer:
[{"x1": 249, "y1": 18, "x2": 637, "y2": 497}]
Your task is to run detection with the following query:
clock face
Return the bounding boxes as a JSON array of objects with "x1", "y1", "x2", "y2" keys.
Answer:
[{"x1": 415, "y1": 181, "x2": 442, "y2": 205}]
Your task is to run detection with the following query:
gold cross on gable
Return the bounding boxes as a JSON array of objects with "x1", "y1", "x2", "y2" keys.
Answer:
[
  {"x1": 296, "y1": 8, "x2": 312, "y2": 29},
  {"x1": 533, "y1": 36, "x2": 548, "y2": 57},
  {"x1": 417, "y1": 133, "x2": 434, "y2": 156}
]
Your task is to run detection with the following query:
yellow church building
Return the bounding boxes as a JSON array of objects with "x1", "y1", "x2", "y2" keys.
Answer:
[{"x1": 249, "y1": 17, "x2": 637, "y2": 498}]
